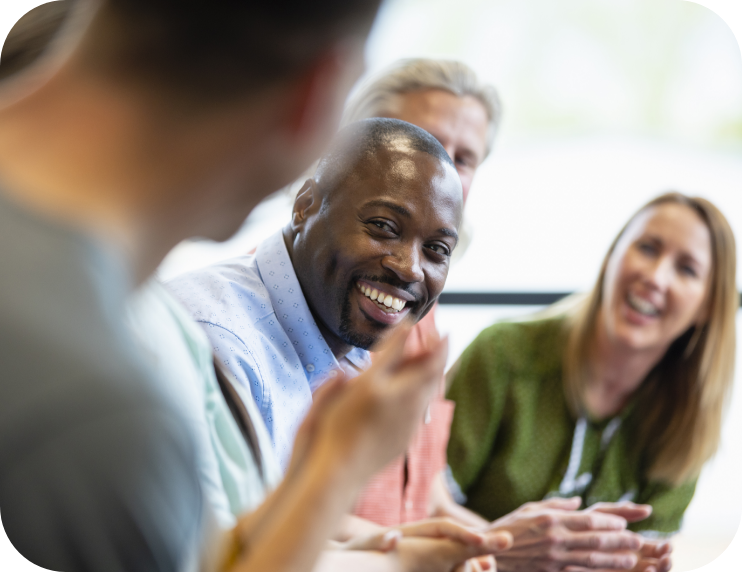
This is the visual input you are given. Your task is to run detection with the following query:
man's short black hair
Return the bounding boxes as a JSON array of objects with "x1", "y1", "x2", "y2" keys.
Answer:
[
  {"x1": 315, "y1": 117, "x2": 456, "y2": 197},
  {"x1": 89, "y1": 0, "x2": 382, "y2": 101}
]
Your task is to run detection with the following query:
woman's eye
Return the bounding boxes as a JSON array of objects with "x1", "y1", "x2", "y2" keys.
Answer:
[{"x1": 680, "y1": 264, "x2": 698, "y2": 278}]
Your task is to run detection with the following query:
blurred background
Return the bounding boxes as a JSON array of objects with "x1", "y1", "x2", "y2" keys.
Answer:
[{"x1": 2, "y1": 0, "x2": 740, "y2": 570}]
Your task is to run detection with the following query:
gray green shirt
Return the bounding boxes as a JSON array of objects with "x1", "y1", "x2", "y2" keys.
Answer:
[
  {"x1": 127, "y1": 281, "x2": 282, "y2": 527},
  {"x1": 447, "y1": 316, "x2": 696, "y2": 535},
  {"x1": 0, "y1": 193, "x2": 204, "y2": 571}
]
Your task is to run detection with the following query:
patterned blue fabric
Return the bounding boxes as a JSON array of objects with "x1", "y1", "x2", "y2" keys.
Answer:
[{"x1": 167, "y1": 231, "x2": 371, "y2": 468}]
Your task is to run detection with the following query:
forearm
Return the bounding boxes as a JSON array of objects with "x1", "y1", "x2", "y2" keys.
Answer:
[{"x1": 229, "y1": 449, "x2": 362, "y2": 572}]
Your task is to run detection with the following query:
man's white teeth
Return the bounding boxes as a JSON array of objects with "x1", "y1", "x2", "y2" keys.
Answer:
[
  {"x1": 358, "y1": 283, "x2": 407, "y2": 313},
  {"x1": 627, "y1": 293, "x2": 659, "y2": 316}
]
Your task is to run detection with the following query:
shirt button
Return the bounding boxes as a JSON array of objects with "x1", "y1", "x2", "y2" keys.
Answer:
[
  {"x1": 405, "y1": 500, "x2": 413, "y2": 511},
  {"x1": 328, "y1": 369, "x2": 338, "y2": 377},
  {"x1": 305, "y1": 364, "x2": 315, "y2": 372}
]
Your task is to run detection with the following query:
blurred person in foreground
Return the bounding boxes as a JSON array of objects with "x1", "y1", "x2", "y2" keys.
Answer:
[
  {"x1": 447, "y1": 192, "x2": 737, "y2": 572},
  {"x1": 340, "y1": 58, "x2": 663, "y2": 572},
  {"x1": 0, "y1": 0, "x2": 488, "y2": 570}
]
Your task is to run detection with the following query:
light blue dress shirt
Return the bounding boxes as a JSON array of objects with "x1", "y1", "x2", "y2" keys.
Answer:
[{"x1": 167, "y1": 231, "x2": 371, "y2": 469}]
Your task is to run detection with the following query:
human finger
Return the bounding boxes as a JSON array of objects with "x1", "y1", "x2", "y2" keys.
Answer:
[
  {"x1": 655, "y1": 554, "x2": 672, "y2": 572},
  {"x1": 588, "y1": 502, "x2": 653, "y2": 523},
  {"x1": 454, "y1": 559, "x2": 480, "y2": 572},
  {"x1": 560, "y1": 511, "x2": 628, "y2": 532},
  {"x1": 392, "y1": 335, "x2": 449, "y2": 405},
  {"x1": 475, "y1": 555, "x2": 496, "y2": 571},
  {"x1": 563, "y1": 531, "x2": 643, "y2": 552},
  {"x1": 299, "y1": 374, "x2": 347, "y2": 435},
  {"x1": 370, "y1": 323, "x2": 414, "y2": 371},
  {"x1": 561, "y1": 550, "x2": 637, "y2": 569},
  {"x1": 640, "y1": 540, "x2": 672, "y2": 558},
  {"x1": 521, "y1": 497, "x2": 582, "y2": 513},
  {"x1": 343, "y1": 529, "x2": 402, "y2": 552},
  {"x1": 285, "y1": 374, "x2": 348, "y2": 477},
  {"x1": 481, "y1": 530, "x2": 513, "y2": 552},
  {"x1": 397, "y1": 518, "x2": 486, "y2": 546}
]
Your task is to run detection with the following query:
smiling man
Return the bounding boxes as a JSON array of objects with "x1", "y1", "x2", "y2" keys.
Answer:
[{"x1": 168, "y1": 118, "x2": 463, "y2": 469}]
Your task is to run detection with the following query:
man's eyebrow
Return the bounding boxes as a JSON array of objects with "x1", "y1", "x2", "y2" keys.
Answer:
[
  {"x1": 362, "y1": 199, "x2": 412, "y2": 218},
  {"x1": 438, "y1": 228, "x2": 459, "y2": 242}
]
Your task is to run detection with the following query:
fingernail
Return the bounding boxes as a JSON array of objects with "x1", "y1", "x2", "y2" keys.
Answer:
[{"x1": 384, "y1": 530, "x2": 401, "y2": 541}]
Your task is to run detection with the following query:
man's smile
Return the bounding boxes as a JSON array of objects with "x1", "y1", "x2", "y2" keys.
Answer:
[{"x1": 355, "y1": 280, "x2": 417, "y2": 326}]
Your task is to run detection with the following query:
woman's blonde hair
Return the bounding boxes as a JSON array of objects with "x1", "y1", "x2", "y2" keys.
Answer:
[{"x1": 563, "y1": 192, "x2": 737, "y2": 486}]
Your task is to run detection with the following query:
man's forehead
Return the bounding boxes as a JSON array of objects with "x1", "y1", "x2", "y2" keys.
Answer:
[
  {"x1": 353, "y1": 145, "x2": 451, "y2": 185},
  {"x1": 339, "y1": 151, "x2": 463, "y2": 217}
]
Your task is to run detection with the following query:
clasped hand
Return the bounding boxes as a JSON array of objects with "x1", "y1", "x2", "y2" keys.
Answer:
[
  {"x1": 338, "y1": 518, "x2": 514, "y2": 572},
  {"x1": 487, "y1": 498, "x2": 672, "y2": 572}
]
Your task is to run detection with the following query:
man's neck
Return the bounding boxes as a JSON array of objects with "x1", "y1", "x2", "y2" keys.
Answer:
[{"x1": 281, "y1": 226, "x2": 355, "y2": 360}]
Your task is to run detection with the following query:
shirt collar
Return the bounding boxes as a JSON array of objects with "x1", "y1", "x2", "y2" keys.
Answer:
[{"x1": 255, "y1": 231, "x2": 371, "y2": 389}]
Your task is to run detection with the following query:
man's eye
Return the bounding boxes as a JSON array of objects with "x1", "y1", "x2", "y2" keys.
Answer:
[
  {"x1": 371, "y1": 220, "x2": 395, "y2": 233},
  {"x1": 427, "y1": 244, "x2": 451, "y2": 257}
]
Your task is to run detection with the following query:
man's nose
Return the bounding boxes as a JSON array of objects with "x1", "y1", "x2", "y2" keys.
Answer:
[{"x1": 381, "y1": 242, "x2": 425, "y2": 284}]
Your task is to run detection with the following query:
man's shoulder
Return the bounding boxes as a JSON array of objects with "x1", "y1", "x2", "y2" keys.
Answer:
[{"x1": 166, "y1": 254, "x2": 275, "y2": 327}]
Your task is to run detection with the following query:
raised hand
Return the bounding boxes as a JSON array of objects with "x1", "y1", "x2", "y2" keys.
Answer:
[{"x1": 299, "y1": 324, "x2": 450, "y2": 488}]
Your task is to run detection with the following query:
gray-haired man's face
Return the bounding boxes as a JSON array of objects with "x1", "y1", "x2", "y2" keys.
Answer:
[{"x1": 382, "y1": 89, "x2": 489, "y2": 203}]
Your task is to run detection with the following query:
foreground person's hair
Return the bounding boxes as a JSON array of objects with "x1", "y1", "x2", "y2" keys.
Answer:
[
  {"x1": 38, "y1": 0, "x2": 380, "y2": 104},
  {"x1": 563, "y1": 192, "x2": 737, "y2": 486}
]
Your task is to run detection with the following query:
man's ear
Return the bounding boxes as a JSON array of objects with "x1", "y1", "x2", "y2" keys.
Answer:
[{"x1": 291, "y1": 179, "x2": 318, "y2": 232}]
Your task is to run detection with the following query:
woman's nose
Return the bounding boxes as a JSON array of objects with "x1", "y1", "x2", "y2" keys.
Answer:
[{"x1": 645, "y1": 256, "x2": 674, "y2": 290}]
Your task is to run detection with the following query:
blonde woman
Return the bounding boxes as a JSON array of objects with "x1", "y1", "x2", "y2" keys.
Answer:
[{"x1": 446, "y1": 193, "x2": 736, "y2": 570}]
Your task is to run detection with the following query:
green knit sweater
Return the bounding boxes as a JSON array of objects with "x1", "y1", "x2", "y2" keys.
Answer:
[{"x1": 446, "y1": 316, "x2": 696, "y2": 535}]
